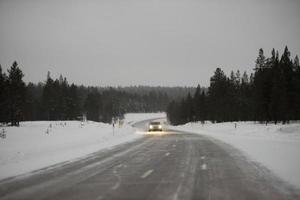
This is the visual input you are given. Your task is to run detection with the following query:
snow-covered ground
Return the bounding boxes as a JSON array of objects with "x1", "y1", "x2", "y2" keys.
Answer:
[
  {"x1": 171, "y1": 121, "x2": 300, "y2": 189},
  {"x1": 0, "y1": 113, "x2": 164, "y2": 180},
  {"x1": 2, "y1": 112, "x2": 298, "y2": 190}
]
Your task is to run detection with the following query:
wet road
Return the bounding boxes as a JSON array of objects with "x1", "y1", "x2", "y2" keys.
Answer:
[{"x1": 0, "y1": 120, "x2": 299, "y2": 200}]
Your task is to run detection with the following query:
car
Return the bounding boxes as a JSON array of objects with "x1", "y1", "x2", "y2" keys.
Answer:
[{"x1": 148, "y1": 121, "x2": 163, "y2": 132}]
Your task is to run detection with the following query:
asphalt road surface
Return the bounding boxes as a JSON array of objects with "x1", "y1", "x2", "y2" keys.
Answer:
[{"x1": 0, "y1": 120, "x2": 299, "y2": 200}]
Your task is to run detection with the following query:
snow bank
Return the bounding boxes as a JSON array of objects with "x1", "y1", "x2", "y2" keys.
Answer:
[
  {"x1": 0, "y1": 113, "x2": 163, "y2": 180},
  {"x1": 0, "y1": 121, "x2": 137, "y2": 180},
  {"x1": 172, "y1": 122, "x2": 300, "y2": 188}
]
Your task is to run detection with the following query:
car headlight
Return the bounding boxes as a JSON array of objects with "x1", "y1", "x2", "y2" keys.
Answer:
[
  {"x1": 158, "y1": 125, "x2": 162, "y2": 129},
  {"x1": 149, "y1": 125, "x2": 153, "y2": 129}
]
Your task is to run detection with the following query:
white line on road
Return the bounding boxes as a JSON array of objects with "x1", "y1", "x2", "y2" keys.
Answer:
[
  {"x1": 201, "y1": 163, "x2": 207, "y2": 170},
  {"x1": 165, "y1": 152, "x2": 170, "y2": 156},
  {"x1": 141, "y1": 169, "x2": 154, "y2": 179},
  {"x1": 111, "y1": 171, "x2": 122, "y2": 190},
  {"x1": 201, "y1": 156, "x2": 206, "y2": 160},
  {"x1": 111, "y1": 181, "x2": 120, "y2": 190}
]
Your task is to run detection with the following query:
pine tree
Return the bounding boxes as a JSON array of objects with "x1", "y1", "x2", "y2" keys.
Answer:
[
  {"x1": 24, "y1": 83, "x2": 38, "y2": 121},
  {"x1": 199, "y1": 91, "x2": 207, "y2": 123},
  {"x1": 240, "y1": 71, "x2": 253, "y2": 120},
  {"x1": 7, "y1": 61, "x2": 26, "y2": 126},
  {"x1": 255, "y1": 48, "x2": 266, "y2": 71},
  {"x1": 193, "y1": 85, "x2": 201, "y2": 121},
  {"x1": 66, "y1": 84, "x2": 80, "y2": 119},
  {"x1": 280, "y1": 46, "x2": 294, "y2": 122},
  {"x1": 208, "y1": 68, "x2": 230, "y2": 122},
  {"x1": 84, "y1": 91, "x2": 102, "y2": 122},
  {"x1": 186, "y1": 92, "x2": 194, "y2": 122},
  {"x1": 42, "y1": 72, "x2": 56, "y2": 120},
  {"x1": 293, "y1": 55, "x2": 300, "y2": 119},
  {"x1": 0, "y1": 65, "x2": 9, "y2": 123},
  {"x1": 253, "y1": 48, "x2": 272, "y2": 122}
]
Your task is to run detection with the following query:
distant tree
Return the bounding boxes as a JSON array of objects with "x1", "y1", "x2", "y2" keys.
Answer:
[
  {"x1": 253, "y1": 48, "x2": 272, "y2": 122},
  {"x1": 293, "y1": 55, "x2": 300, "y2": 119},
  {"x1": 66, "y1": 84, "x2": 81, "y2": 119},
  {"x1": 7, "y1": 61, "x2": 26, "y2": 126},
  {"x1": 241, "y1": 71, "x2": 249, "y2": 84},
  {"x1": 240, "y1": 71, "x2": 253, "y2": 120},
  {"x1": 167, "y1": 100, "x2": 180, "y2": 125},
  {"x1": 199, "y1": 90, "x2": 207, "y2": 123},
  {"x1": 208, "y1": 68, "x2": 230, "y2": 122},
  {"x1": 185, "y1": 92, "x2": 194, "y2": 121},
  {"x1": 0, "y1": 65, "x2": 9, "y2": 123},
  {"x1": 255, "y1": 48, "x2": 266, "y2": 71},
  {"x1": 193, "y1": 85, "x2": 202, "y2": 121},
  {"x1": 235, "y1": 70, "x2": 241, "y2": 86},
  {"x1": 24, "y1": 83, "x2": 38, "y2": 121},
  {"x1": 166, "y1": 46, "x2": 300, "y2": 125},
  {"x1": 42, "y1": 72, "x2": 56, "y2": 120},
  {"x1": 279, "y1": 46, "x2": 294, "y2": 122},
  {"x1": 84, "y1": 91, "x2": 102, "y2": 122}
]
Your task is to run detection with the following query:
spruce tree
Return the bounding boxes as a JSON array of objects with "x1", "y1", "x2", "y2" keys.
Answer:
[
  {"x1": 42, "y1": 72, "x2": 55, "y2": 120},
  {"x1": 208, "y1": 68, "x2": 229, "y2": 122},
  {"x1": 193, "y1": 85, "x2": 201, "y2": 121},
  {"x1": 84, "y1": 91, "x2": 102, "y2": 122},
  {"x1": 7, "y1": 61, "x2": 26, "y2": 126},
  {"x1": 280, "y1": 46, "x2": 294, "y2": 122},
  {"x1": 293, "y1": 55, "x2": 300, "y2": 119},
  {"x1": 0, "y1": 65, "x2": 9, "y2": 123}
]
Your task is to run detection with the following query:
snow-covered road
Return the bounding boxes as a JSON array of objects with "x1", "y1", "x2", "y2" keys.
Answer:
[
  {"x1": 1, "y1": 114, "x2": 300, "y2": 199},
  {"x1": 171, "y1": 121, "x2": 300, "y2": 189},
  {"x1": 0, "y1": 113, "x2": 165, "y2": 180},
  {"x1": 0, "y1": 121, "x2": 299, "y2": 200}
]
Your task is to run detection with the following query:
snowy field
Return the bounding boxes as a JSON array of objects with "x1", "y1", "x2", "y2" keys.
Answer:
[
  {"x1": 171, "y1": 121, "x2": 300, "y2": 189},
  {"x1": 0, "y1": 113, "x2": 165, "y2": 180}
]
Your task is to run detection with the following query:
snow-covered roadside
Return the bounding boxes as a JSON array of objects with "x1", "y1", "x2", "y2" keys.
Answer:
[
  {"x1": 171, "y1": 122, "x2": 300, "y2": 189},
  {"x1": 0, "y1": 113, "x2": 164, "y2": 180}
]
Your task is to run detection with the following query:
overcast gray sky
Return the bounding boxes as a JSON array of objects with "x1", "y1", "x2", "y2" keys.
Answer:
[{"x1": 0, "y1": 0, "x2": 299, "y2": 87}]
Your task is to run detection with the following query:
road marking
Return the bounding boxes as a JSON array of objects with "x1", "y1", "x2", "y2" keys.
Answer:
[
  {"x1": 165, "y1": 152, "x2": 170, "y2": 156},
  {"x1": 111, "y1": 170, "x2": 122, "y2": 190},
  {"x1": 201, "y1": 156, "x2": 206, "y2": 160},
  {"x1": 111, "y1": 181, "x2": 120, "y2": 190},
  {"x1": 141, "y1": 169, "x2": 153, "y2": 178},
  {"x1": 201, "y1": 163, "x2": 207, "y2": 170}
]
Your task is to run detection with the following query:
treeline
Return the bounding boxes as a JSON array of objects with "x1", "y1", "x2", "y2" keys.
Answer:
[
  {"x1": 115, "y1": 86, "x2": 197, "y2": 100},
  {"x1": 167, "y1": 46, "x2": 300, "y2": 125},
  {"x1": 0, "y1": 63, "x2": 184, "y2": 125}
]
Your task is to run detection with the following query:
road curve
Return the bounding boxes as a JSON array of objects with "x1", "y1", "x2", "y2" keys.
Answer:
[{"x1": 0, "y1": 125, "x2": 299, "y2": 199}]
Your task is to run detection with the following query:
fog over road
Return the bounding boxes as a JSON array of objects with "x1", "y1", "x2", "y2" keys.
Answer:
[{"x1": 0, "y1": 120, "x2": 299, "y2": 200}]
